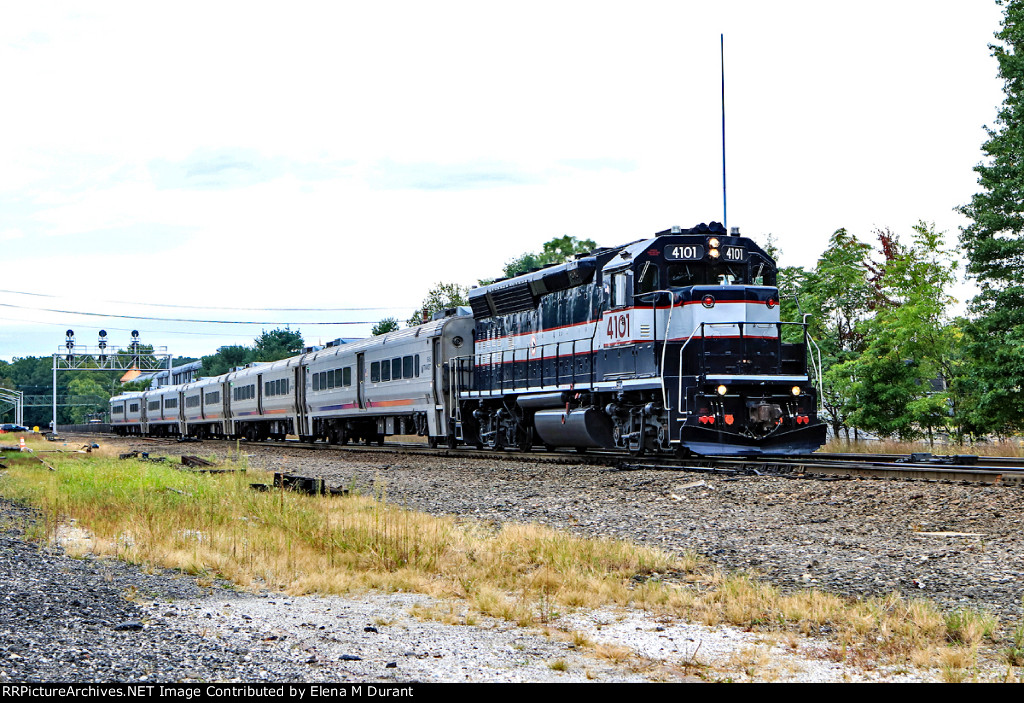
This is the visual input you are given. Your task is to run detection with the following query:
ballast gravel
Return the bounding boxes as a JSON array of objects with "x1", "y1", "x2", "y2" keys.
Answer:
[{"x1": 4, "y1": 437, "x2": 1024, "y2": 682}]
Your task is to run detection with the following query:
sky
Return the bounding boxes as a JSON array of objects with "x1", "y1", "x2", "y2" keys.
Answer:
[{"x1": 0, "y1": 1, "x2": 1008, "y2": 362}]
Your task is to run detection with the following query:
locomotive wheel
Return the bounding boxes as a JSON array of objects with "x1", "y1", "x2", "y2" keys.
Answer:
[
  {"x1": 376, "y1": 433, "x2": 385, "y2": 446},
  {"x1": 516, "y1": 429, "x2": 533, "y2": 452},
  {"x1": 364, "y1": 434, "x2": 373, "y2": 446},
  {"x1": 427, "y1": 436, "x2": 438, "y2": 449},
  {"x1": 447, "y1": 432, "x2": 458, "y2": 450},
  {"x1": 575, "y1": 446, "x2": 588, "y2": 454}
]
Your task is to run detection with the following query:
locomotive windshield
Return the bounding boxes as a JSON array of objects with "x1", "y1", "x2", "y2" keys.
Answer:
[
  {"x1": 667, "y1": 263, "x2": 746, "y2": 287},
  {"x1": 663, "y1": 255, "x2": 776, "y2": 288}
]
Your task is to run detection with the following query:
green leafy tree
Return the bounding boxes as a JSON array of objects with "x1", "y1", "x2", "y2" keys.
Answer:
[
  {"x1": 407, "y1": 282, "x2": 468, "y2": 326},
  {"x1": 371, "y1": 318, "x2": 400, "y2": 336},
  {"x1": 831, "y1": 223, "x2": 959, "y2": 442},
  {"x1": 799, "y1": 229, "x2": 877, "y2": 438},
  {"x1": 201, "y1": 345, "x2": 249, "y2": 377},
  {"x1": 253, "y1": 328, "x2": 304, "y2": 362},
  {"x1": 500, "y1": 234, "x2": 597, "y2": 279},
  {"x1": 199, "y1": 329, "x2": 304, "y2": 377},
  {"x1": 958, "y1": 0, "x2": 1024, "y2": 436},
  {"x1": 66, "y1": 376, "x2": 110, "y2": 424}
]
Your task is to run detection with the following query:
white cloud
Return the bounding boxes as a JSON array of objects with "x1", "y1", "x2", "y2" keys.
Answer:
[{"x1": 0, "y1": 1, "x2": 1007, "y2": 359}]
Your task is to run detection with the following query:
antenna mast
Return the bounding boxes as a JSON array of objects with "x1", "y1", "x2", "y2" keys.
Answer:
[{"x1": 721, "y1": 33, "x2": 727, "y2": 232}]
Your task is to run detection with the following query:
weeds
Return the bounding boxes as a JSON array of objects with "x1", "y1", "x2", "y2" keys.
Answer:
[{"x1": 0, "y1": 434, "x2": 1015, "y2": 677}]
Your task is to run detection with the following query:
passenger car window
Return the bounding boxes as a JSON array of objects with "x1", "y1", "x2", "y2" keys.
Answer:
[{"x1": 371, "y1": 362, "x2": 380, "y2": 383}]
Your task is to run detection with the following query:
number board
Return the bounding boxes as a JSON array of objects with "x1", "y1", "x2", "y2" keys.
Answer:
[
  {"x1": 721, "y1": 246, "x2": 746, "y2": 262},
  {"x1": 664, "y1": 244, "x2": 705, "y2": 261}
]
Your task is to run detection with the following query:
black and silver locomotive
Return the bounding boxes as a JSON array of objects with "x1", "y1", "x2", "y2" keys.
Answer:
[{"x1": 453, "y1": 222, "x2": 826, "y2": 456}]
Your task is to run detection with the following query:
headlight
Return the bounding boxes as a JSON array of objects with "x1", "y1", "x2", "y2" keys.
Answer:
[
  {"x1": 708, "y1": 237, "x2": 720, "y2": 248},
  {"x1": 717, "y1": 385, "x2": 728, "y2": 396},
  {"x1": 791, "y1": 386, "x2": 801, "y2": 396},
  {"x1": 709, "y1": 248, "x2": 720, "y2": 259}
]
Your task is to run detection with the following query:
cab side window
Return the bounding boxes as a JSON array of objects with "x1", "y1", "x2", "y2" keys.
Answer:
[{"x1": 609, "y1": 270, "x2": 631, "y2": 308}]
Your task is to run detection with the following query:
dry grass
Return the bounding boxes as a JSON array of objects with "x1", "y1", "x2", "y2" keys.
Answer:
[
  {"x1": 823, "y1": 437, "x2": 1024, "y2": 457},
  {"x1": 0, "y1": 434, "x2": 1013, "y2": 677}
]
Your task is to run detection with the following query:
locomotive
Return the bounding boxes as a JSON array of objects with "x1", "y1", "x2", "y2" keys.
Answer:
[
  {"x1": 111, "y1": 222, "x2": 826, "y2": 456},
  {"x1": 453, "y1": 222, "x2": 826, "y2": 456}
]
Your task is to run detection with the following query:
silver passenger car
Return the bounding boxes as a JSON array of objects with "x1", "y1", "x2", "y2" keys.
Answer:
[{"x1": 303, "y1": 314, "x2": 473, "y2": 446}]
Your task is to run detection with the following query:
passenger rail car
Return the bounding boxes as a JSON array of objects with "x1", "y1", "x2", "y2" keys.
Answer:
[
  {"x1": 109, "y1": 314, "x2": 474, "y2": 446},
  {"x1": 452, "y1": 222, "x2": 827, "y2": 456}
]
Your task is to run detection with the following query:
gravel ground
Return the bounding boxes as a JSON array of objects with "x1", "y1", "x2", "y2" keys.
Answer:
[
  {"x1": 234, "y1": 444, "x2": 1024, "y2": 621},
  {"x1": 4, "y1": 436, "x2": 1024, "y2": 683}
]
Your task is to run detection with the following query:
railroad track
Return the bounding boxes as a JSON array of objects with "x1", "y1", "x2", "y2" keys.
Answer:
[{"x1": 64, "y1": 430, "x2": 1024, "y2": 485}]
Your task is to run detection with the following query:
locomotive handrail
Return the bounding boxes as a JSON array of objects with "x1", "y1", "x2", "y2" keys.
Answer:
[
  {"x1": 675, "y1": 320, "x2": 813, "y2": 414},
  {"x1": 804, "y1": 331, "x2": 825, "y2": 414},
  {"x1": 675, "y1": 322, "x2": 705, "y2": 413}
]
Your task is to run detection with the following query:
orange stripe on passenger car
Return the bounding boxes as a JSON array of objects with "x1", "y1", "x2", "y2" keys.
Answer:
[{"x1": 366, "y1": 399, "x2": 415, "y2": 408}]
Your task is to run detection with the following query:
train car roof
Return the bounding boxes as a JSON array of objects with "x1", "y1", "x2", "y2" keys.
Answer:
[{"x1": 467, "y1": 222, "x2": 737, "y2": 319}]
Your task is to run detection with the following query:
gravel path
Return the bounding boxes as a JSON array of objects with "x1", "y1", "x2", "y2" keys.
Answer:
[{"x1": 4, "y1": 436, "x2": 1024, "y2": 683}]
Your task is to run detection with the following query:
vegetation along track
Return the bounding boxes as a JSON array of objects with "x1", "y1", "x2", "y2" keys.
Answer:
[
  {"x1": 92, "y1": 431, "x2": 1024, "y2": 485},
  {"x1": 76, "y1": 431, "x2": 1024, "y2": 626}
]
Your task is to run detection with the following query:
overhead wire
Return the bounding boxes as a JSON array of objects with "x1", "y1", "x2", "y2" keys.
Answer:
[
  {"x1": 0, "y1": 288, "x2": 406, "y2": 313},
  {"x1": 0, "y1": 302, "x2": 378, "y2": 326}
]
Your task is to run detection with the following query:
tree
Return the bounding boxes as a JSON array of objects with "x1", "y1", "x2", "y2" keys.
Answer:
[
  {"x1": 253, "y1": 328, "x2": 304, "y2": 362},
  {"x1": 830, "y1": 223, "x2": 959, "y2": 442},
  {"x1": 371, "y1": 318, "x2": 400, "y2": 336},
  {"x1": 66, "y1": 376, "x2": 109, "y2": 424},
  {"x1": 958, "y1": 0, "x2": 1024, "y2": 435},
  {"x1": 200, "y1": 328, "x2": 304, "y2": 377},
  {"x1": 799, "y1": 229, "x2": 877, "y2": 438},
  {"x1": 500, "y1": 234, "x2": 597, "y2": 279},
  {"x1": 407, "y1": 282, "x2": 468, "y2": 326},
  {"x1": 201, "y1": 345, "x2": 249, "y2": 377}
]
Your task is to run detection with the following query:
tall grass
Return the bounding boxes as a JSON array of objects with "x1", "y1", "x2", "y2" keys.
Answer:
[
  {"x1": 0, "y1": 436, "x2": 1009, "y2": 674},
  {"x1": 0, "y1": 439, "x2": 678, "y2": 616},
  {"x1": 823, "y1": 437, "x2": 1024, "y2": 458}
]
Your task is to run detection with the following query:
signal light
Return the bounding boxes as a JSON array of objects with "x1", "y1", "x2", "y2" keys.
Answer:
[
  {"x1": 716, "y1": 384, "x2": 728, "y2": 396},
  {"x1": 702, "y1": 295, "x2": 716, "y2": 308}
]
